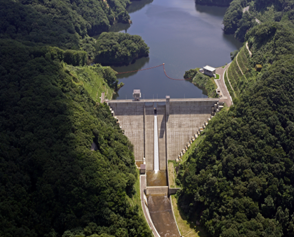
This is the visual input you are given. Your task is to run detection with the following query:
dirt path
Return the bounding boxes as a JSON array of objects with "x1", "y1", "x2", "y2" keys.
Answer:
[
  {"x1": 243, "y1": 6, "x2": 261, "y2": 24},
  {"x1": 246, "y1": 42, "x2": 252, "y2": 57}
]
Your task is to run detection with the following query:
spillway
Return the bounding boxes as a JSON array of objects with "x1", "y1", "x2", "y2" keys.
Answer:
[{"x1": 154, "y1": 108, "x2": 159, "y2": 173}]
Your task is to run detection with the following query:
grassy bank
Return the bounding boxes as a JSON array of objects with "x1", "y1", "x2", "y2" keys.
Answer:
[
  {"x1": 224, "y1": 71, "x2": 236, "y2": 99},
  {"x1": 171, "y1": 195, "x2": 208, "y2": 237},
  {"x1": 192, "y1": 72, "x2": 218, "y2": 98},
  {"x1": 168, "y1": 161, "x2": 180, "y2": 188},
  {"x1": 67, "y1": 64, "x2": 115, "y2": 102},
  {"x1": 127, "y1": 170, "x2": 148, "y2": 226}
]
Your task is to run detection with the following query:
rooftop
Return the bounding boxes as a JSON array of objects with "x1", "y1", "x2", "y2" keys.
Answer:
[
  {"x1": 203, "y1": 65, "x2": 216, "y2": 72},
  {"x1": 133, "y1": 89, "x2": 141, "y2": 94}
]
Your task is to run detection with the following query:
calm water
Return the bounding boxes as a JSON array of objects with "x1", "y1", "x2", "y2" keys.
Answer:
[{"x1": 112, "y1": 0, "x2": 243, "y2": 99}]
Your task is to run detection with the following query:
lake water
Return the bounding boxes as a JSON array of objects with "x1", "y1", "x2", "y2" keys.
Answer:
[{"x1": 112, "y1": 0, "x2": 243, "y2": 100}]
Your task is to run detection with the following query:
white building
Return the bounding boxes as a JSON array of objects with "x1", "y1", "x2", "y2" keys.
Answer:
[
  {"x1": 203, "y1": 65, "x2": 216, "y2": 77},
  {"x1": 133, "y1": 89, "x2": 141, "y2": 101}
]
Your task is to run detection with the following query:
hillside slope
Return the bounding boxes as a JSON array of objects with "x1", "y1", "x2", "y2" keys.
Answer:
[
  {"x1": 177, "y1": 12, "x2": 294, "y2": 237},
  {"x1": 0, "y1": 39, "x2": 151, "y2": 236}
]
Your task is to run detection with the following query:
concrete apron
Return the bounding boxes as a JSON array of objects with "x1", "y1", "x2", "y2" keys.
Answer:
[{"x1": 147, "y1": 195, "x2": 180, "y2": 237}]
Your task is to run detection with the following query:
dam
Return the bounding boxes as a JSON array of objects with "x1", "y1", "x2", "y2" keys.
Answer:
[{"x1": 107, "y1": 92, "x2": 221, "y2": 236}]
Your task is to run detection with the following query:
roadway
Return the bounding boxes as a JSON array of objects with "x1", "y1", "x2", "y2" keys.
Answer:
[{"x1": 215, "y1": 64, "x2": 233, "y2": 107}]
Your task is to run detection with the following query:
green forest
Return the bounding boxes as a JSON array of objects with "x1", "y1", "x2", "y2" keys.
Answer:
[
  {"x1": 177, "y1": 0, "x2": 294, "y2": 237},
  {"x1": 0, "y1": 0, "x2": 152, "y2": 236},
  {"x1": 0, "y1": 0, "x2": 149, "y2": 62},
  {"x1": 95, "y1": 32, "x2": 149, "y2": 65},
  {"x1": 0, "y1": 39, "x2": 152, "y2": 237}
]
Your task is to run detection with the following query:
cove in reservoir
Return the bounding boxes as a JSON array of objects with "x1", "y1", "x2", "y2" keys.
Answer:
[{"x1": 112, "y1": 0, "x2": 243, "y2": 99}]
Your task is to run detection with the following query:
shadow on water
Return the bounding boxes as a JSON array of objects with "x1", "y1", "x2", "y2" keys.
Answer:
[
  {"x1": 195, "y1": 4, "x2": 228, "y2": 16},
  {"x1": 147, "y1": 170, "x2": 167, "y2": 186},
  {"x1": 222, "y1": 33, "x2": 244, "y2": 49},
  {"x1": 112, "y1": 57, "x2": 150, "y2": 79},
  {"x1": 127, "y1": 0, "x2": 153, "y2": 13},
  {"x1": 109, "y1": 22, "x2": 131, "y2": 33},
  {"x1": 148, "y1": 195, "x2": 180, "y2": 237}
]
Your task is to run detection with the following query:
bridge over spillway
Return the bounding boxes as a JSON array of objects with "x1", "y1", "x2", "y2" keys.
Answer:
[{"x1": 107, "y1": 96, "x2": 220, "y2": 237}]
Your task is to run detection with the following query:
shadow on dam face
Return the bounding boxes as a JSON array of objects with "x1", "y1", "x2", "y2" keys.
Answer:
[
  {"x1": 147, "y1": 170, "x2": 167, "y2": 186},
  {"x1": 148, "y1": 195, "x2": 180, "y2": 237}
]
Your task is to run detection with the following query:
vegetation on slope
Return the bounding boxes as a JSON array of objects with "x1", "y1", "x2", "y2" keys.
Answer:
[
  {"x1": 184, "y1": 69, "x2": 218, "y2": 98},
  {"x1": 66, "y1": 64, "x2": 118, "y2": 101},
  {"x1": 178, "y1": 55, "x2": 294, "y2": 236},
  {"x1": 0, "y1": 0, "x2": 150, "y2": 62},
  {"x1": 95, "y1": 32, "x2": 149, "y2": 66},
  {"x1": 0, "y1": 0, "x2": 153, "y2": 236},
  {"x1": 223, "y1": 0, "x2": 294, "y2": 41},
  {"x1": 177, "y1": 7, "x2": 294, "y2": 237},
  {"x1": 0, "y1": 39, "x2": 152, "y2": 236}
]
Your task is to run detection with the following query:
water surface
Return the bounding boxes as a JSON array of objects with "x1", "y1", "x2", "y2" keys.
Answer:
[{"x1": 112, "y1": 0, "x2": 242, "y2": 99}]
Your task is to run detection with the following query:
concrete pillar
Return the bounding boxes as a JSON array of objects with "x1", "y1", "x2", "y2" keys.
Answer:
[{"x1": 166, "y1": 96, "x2": 170, "y2": 119}]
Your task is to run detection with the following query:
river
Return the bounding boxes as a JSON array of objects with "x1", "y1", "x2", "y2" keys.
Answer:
[{"x1": 111, "y1": 0, "x2": 242, "y2": 100}]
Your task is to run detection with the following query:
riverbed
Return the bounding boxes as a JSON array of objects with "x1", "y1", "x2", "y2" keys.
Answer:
[{"x1": 112, "y1": 0, "x2": 242, "y2": 99}]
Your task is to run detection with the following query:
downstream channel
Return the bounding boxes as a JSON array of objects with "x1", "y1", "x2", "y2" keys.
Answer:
[{"x1": 112, "y1": 0, "x2": 242, "y2": 99}]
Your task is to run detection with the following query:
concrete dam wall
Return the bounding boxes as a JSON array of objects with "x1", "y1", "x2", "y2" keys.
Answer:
[
  {"x1": 108, "y1": 97, "x2": 219, "y2": 171},
  {"x1": 108, "y1": 97, "x2": 219, "y2": 237}
]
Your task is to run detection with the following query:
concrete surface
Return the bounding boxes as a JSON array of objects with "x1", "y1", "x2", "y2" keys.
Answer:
[
  {"x1": 166, "y1": 100, "x2": 214, "y2": 161},
  {"x1": 216, "y1": 65, "x2": 233, "y2": 107},
  {"x1": 145, "y1": 186, "x2": 169, "y2": 196},
  {"x1": 148, "y1": 195, "x2": 181, "y2": 237},
  {"x1": 109, "y1": 102, "x2": 144, "y2": 161},
  {"x1": 140, "y1": 175, "x2": 160, "y2": 237},
  {"x1": 157, "y1": 105, "x2": 166, "y2": 170},
  {"x1": 145, "y1": 105, "x2": 154, "y2": 170},
  {"x1": 108, "y1": 98, "x2": 218, "y2": 163}
]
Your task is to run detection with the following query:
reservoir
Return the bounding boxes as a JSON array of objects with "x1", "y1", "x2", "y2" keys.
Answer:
[{"x1": 112, "y1": 0, "x2": 242, "y2": 99}]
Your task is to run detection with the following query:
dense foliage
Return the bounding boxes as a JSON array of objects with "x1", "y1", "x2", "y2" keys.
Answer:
[
  {"x1": 184, "y1": 69, "x2": 217, "y2": 98},
  {"x1": 178, "y1": 2, "x2": 294, "y2": 237},
  {"x1": 95, "y1": 32, "x2": 149, "y2": 65},
  {"x1": 0, "y1": 0, "x2": 149, "y2": 62},
  {"x1": 183, "y1": 68, "x2": 198, "y2": 80},
  {"x1": 223, "y1": 0, "x2": 246, "y2": 35},
  {"x1": 178, "y1": 55, "x2": 294, "y2": 237},
  {"x1": 223, "y1": 0, "x2": 294, "y2": 41},
  {"x1": 0, "y1": 39, "x2": 151, "y2": 237}
]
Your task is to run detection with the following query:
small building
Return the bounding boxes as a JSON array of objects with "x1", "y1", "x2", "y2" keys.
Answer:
[
  {"x1": 255, "y1": 64, "x2": 262, "y2": 72},
  {"x1": 203, "y1": 65, "x2": 216, "y2": 77},
  {"x1": 133, "y1": 89, "x2": 141, "y2": 101}
]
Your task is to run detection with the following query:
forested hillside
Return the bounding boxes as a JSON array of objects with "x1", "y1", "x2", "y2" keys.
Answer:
[
  {"x1": 95, "y1": 32, "x2": 149, "y2": 65},
  {"x1": 0, "y1": 39, "x2": 151, "y2": 237},
  {"x1": 223, "y1": 0, "x2": 294, "y2": 41},
  {"x1": 0, "y1": 0, "x2": 152, "y2": 236},
  {"x1": 177, "y1": 2, "x2": 294, "y2": 237},
  {"x1": 0, "y1": 0, "x2": 149, "y2": 62}
]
